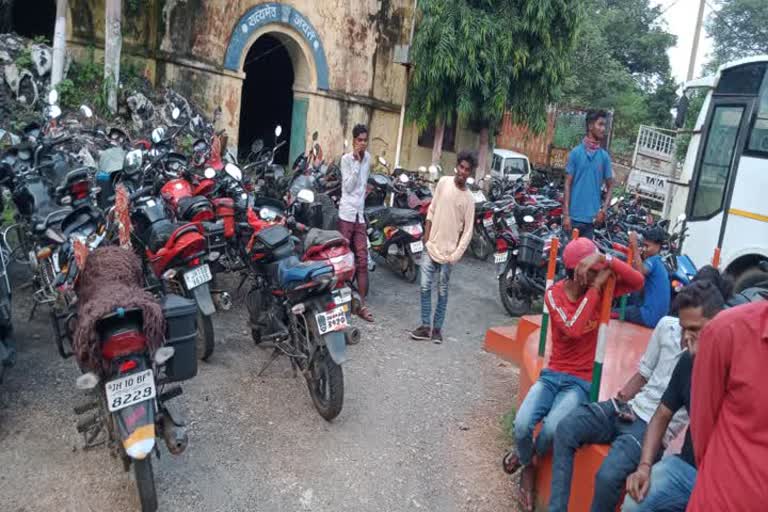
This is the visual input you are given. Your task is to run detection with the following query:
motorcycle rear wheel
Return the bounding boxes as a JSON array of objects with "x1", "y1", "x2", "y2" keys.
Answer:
[
  {"x1": 133, "y1": 456, "x2": 158, "y2": 512},
  {"x1": 499, "y1": 268, "x2": 533, "y2": 317},
  {"x1": 470, "y1": 229, "x2": 493, "y2": 261},
  {"x1": 307, "y1": 347, "x2": 344, "y2": 421},
  {"x1": 197, "y1": 313, "x2": 215, "y2": 361}
]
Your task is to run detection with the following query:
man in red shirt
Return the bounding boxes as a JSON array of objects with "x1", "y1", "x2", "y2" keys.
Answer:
[
  {"x1": 503, "y1": 237, "x2": 644, "y2": 511},
  {"x1": 688, "y1": 300, "x2": 768, "y2": 511}
]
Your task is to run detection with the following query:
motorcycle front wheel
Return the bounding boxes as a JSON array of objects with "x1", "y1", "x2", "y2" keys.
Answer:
[
  {"x1": 197, "y1": 313, "x2": 215, "y2": 361},
  {"x1": 133, "y1": 456, "x2": 158, "y2": 512},
  {"x1": 469, "y1": 228, "x2": 493, "y2": 261},
  {"x1": 499, "y1": 268, "x2": 533, "y2": 317},
  {"x1": 402, "y1": 251, "x2": 419, "y2": 283},
  {"x1": 306, "y1": 347, "x2": 344, "y2": 421}
]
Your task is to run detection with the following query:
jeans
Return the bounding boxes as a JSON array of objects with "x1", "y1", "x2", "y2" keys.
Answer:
[
  {"x1": 622, "y1": 456, "x2": 696, "y2": 512},
  {"x1": 549, "y1": 400, "x2": 648, "y2": 512},
  {"x1": 572, "y1": 221, "x2": 594, "y2": 240},
  {"x1": 420, "y1": 252, "x2": 452, "y2": 329},
  {"x1": 338, "y1": 219, "x2": 369, "y2": 298},
  {"x1": 514, "y1": 369, "x2": 590, "y2": 466}
]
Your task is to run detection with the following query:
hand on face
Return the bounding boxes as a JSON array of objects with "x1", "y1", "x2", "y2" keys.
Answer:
[{"x1": 353, "y1": 133, "x2": 368, "y2": 159}]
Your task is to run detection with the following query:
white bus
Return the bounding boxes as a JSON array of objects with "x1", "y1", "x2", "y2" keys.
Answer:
[{"x1": 670, "y1": 56, "x2": 768, "y2": 291}]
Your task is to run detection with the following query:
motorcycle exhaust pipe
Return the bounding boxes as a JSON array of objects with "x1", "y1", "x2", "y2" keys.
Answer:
[
  {"x1": 162, "y1": 415, "x2": 188, "y2": 455},
  {"x1": 213, "y1": 291, "x2": 233, "y2": 311}
]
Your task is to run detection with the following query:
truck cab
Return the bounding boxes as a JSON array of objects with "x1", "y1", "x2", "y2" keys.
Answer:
[{"x1": 490, "y1": 149, "x2": 530, "y2": 182}]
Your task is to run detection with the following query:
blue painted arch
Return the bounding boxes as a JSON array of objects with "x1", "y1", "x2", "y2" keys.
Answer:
[{"x1": 224, "y1": 2, "x2": 330, "y2": 90}]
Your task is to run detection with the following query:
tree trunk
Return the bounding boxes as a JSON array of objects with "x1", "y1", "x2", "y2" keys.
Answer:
[
  {"x1": 51, "y1": 0, "x2": 68, "y2": 88},
  {"x1": 477, "y1": 126, "x2": 490, "y2": 179},
  {"x1": 104, "y1": 0, "x2": 122, "y2": 114},
  {"x1": 431, "y1": 118, "x2": 445, "y2": 165}
]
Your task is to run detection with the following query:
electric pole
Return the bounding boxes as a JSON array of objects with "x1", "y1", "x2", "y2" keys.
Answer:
[
  {"x1": 104, "y1": 0, "x2": 122, "y2": 114},
  {"x1": 687, "y1": 0, "x2": 706, "y2": 81},
  {"x1": 51, "y1": 0, "x2": 68, "y2": 87}
]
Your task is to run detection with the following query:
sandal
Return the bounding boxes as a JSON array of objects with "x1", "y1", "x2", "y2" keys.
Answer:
[
  {"x1": 502, "y1": 450, "x2": 522, "y2": 474},
  {"x1": 357, "y1": 305, "x2": 374, "y2": 323}
]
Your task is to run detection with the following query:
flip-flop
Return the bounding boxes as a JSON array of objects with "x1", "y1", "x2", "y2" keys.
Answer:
[
  {"x1": 357, "y1": 305, "x2": 374, "y2": 323},
  {"x1": 502, "y1": 450, "x2": 522, "y2": 474}
]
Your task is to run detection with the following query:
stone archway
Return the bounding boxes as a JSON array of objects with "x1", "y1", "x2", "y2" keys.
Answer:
[{"x1": 225, "y1": 3, "x2": 330, "y2": 163}]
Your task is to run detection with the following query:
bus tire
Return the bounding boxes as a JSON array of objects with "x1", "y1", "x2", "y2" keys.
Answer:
[{"x1": 734, "y1": 266, "x2": 768, "y2": 294}]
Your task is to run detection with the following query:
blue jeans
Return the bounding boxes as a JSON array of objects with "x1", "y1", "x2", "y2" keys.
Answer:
[
  {"x1": 420, "y1": 253, "x2": 452, "y2": 329},
  {"x1": 514, "y1": 369, "x2": 590, "y2": 466},
  {"x1": 622, "y1": 456, "x2": 696, "y2": 512},
  {"x1": 549, "y1": 400, "x2": 648, "y2": 512},
  {"x1": 572, "y1": 221, "x2": 594, "y2": 240}
]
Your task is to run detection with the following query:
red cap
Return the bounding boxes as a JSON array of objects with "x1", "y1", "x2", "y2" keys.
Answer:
[{"x1": 563, "y1": 237, "x2": 603, "y2": 270}]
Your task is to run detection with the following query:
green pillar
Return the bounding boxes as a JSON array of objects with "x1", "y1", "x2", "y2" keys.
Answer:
[{"x1": 289, "y1": 96, "x2": 309, "y2": 166}]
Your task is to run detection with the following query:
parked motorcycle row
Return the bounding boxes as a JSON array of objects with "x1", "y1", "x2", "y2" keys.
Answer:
[{"x1": 0, "y1": 92, "x2": 360, "y2": 511}]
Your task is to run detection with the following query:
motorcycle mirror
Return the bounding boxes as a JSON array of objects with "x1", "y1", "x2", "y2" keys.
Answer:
[
  {"x1": 312, "y1": 131, "x2": 318, "y2": 142},
  {"x1": 48, "y1": 105, "x2": 62, "y2": 119},
  {"x1": 428, "y1": 165, "x2": 439, "y2": 179},
  {"x1": 171, "y1": 107, "x2": 181, "y2": 120},
  {"x1": 297, "y1": 188, "x2": 315, "y2": 204},
  {"x1": 151, "y1": 127, "x2": 166, "y2": 144},
  {"x1": 398, "y1": 173, "x2": 410, "y2": 184},
  {"x1": 45, "y1": 227, "x2": 66, "y2": 244},
  {"x1": 154, "y1": 346, "x2": 175, "y2": 365},
  {"x1": 75, "y1": 372, "x2": 100, "y2": 390},
  {"x1": 204, "y1": 167, "x2": 216, "y2": 179},
  {"x1": 620, "y1": 196, "x2": 625, "y2": 201},
  {"x1": 467, "y1": 177, "x2": 476, "y2": 185},
  {"x1": 224, "y1": 163, "x2": 242, "y2": 181},
  {"x1": 378, "y1": 156, "x2": 387, "y2": 167},
  {"x1": 124, "y1": 149, "x2": 143, "y2": 174},
  {"x1": 418, "y1": 166, "x2": 427, "y2": 173},
  {"x1": 79, "y1": 105, "x2": 93, "y2": 118},
  {"x1": 274, "y1": 125, "x2": 283, "y2": 138},
  {"x1": 48, "y1": 89, "x2": 59, "y2": 105},
  {"x1": 523, "y1": 215, "x2": 535, "y2": 224},
  {"x1": 610, "y1": 197, "x2": 619, "y2": 207}
]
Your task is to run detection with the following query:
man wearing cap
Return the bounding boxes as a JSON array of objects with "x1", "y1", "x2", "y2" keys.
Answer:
[
  {"x1": 503, "y1": 237, "x2": 644, "y2": 511},
  {"x1": 624, "y1": 227, "x2": 670, "y2": 328}
]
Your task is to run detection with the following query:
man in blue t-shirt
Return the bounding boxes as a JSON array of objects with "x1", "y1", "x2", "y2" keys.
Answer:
[
  {"x1": 563, "y1": 110, "x2": 614, "y2": 240},
  {"x1": 625, "y1": 227, "x2": 671, "y2": 328}
]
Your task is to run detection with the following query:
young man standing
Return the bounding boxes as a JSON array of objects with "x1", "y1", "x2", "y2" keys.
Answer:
[
  {"x1": 563, "y1": 110, "x2": 613, "y2": 240},
  {"x1": 687, "y1": 300, "x2": 768, "y2": 511},
  {"x1": 339, "y1": 124, "x2": 374, "y2": 322},
  {"x1": 622, "y1": 281, "x2": 727, "y2": 512},
  {"x1": 623, "y1": 227, "x2": 670, "y2": 328},
  {"x1": 410, "y1": 151, "x2": 476, "y2": 344},
  {"x1": 503, "y1": 238, "x2": 643, "y2": 511}
]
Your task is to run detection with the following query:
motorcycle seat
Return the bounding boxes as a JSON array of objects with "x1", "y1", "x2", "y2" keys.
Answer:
[
  {"x1": 278, "y1": 256, "x2": 333, "y2": 289},
  {"x1": 177, "y1": 195, "x2": 212, "y2": 221},
  {"x1": 366, "y1": 207, "x2": 422, "y2": 226},
  {"x1": 146, "y1": 220, "x2": 178, "y2": 253},
  {"x1": 32, "y1": 206, "x2": 73, "y2": 233},
  {"x1": 61, "y1": 205, "x2": 102, "y2": 238}
]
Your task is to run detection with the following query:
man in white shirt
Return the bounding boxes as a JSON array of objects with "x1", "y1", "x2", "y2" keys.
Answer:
[{"x1": 338, "y1": 124, "x2": 373, "y2": 322}]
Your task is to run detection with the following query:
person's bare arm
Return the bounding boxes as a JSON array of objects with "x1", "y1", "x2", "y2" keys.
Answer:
[
  {"x1": 424, "y1": 220, "x2": 432, "y2": 243},
  {"x1": 617, "y1": 372, "x2": 648, "y2": 402},
  {"x1": 602, "y1": 178, "x2": 614, "y2": 211},
  {"x1": 563, "y1": 174, "x2": 573, "y2": 231},
  {"x1": 626, "y1": 404, "x2": 675, "y2": 502}
]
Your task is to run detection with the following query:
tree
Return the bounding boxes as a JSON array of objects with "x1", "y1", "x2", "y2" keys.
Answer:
[
  {"x1": 706, "y1": 0, "x2": 768, "y2": 69},
  {"x1": 407, "y1": 0, "x2": 583, "y2": 176},
  {"x1": 104, "y1": 0, "x2": 122, "y2": 114}
]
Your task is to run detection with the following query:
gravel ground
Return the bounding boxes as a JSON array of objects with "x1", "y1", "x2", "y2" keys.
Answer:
[{"x1": 0, "y1": 256, "x2": 521, "y2": 512}]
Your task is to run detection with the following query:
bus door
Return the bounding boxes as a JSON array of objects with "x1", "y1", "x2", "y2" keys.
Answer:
[{"x1": 685, "y1": 97, "x2": 756, "y2": 268}]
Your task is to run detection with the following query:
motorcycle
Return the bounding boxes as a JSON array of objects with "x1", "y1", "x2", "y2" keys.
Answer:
[
  {"x1": 0, "y1": 244, "x2": 14, "y2": 383},
  {"x1": 243, "y1": 189, "x2": 354, "y2": 420},
  {"x1": 467, "y1": 178, "x2": 495, "y2": 261}
]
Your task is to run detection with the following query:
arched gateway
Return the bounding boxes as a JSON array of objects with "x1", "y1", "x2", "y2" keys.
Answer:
[{"x1": 224, "y1": 3, "x2": 330, "y2": 164}]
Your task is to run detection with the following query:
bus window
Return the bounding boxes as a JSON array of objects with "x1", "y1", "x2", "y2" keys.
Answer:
[
  {"x1": 691, "y1": 105, "x2": 745, "y2": 219},
  {"x1": 748, "y1": 76, "x2": 768, "y2": 153}
]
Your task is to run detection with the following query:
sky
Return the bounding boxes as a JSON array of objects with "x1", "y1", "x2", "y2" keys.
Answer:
[{"x1": 655, "y1": 0, "x2": 714, "y2": 83}]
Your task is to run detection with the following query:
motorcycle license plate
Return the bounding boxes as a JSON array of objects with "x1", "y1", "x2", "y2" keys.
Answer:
[
  {"x1": 494, "y1": 252, "x2": 508, "y2": 264},
  {"x1": 316, "y1": 306, "x2": 349, "y2": 335},
  {"x1": 410, "y1": 241, "x2": 424, "y2": 253},
  {"x1": 184, "y1": 264, "x2": 212, "y2": 289},
  {"x1": 472, "y1": 191, "x2": 487, "y2": 203},
  {"x1": 105, "y1": 369, "x2": 156, "y2": 412},
  {"x1": 333, "y1": 287, "x2": 352, "y2": 305},
  {"x1": 483, "y1": 218, "x2": 494, "y2": 228}
]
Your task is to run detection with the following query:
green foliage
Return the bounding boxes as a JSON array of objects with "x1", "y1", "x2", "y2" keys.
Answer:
[
  {"x1": 560, "y1": 0, "x2": 678, "y2": 157},
  {"x1": 706, "y1": 0, "x2": 768, "y2": 70},
  {"x1": 408, "y1": 0, "x2": 583, "y2": 135},
  {"x1": 14, "y1": 48, "x2": 32, "y2": 69},
  {"x1": 32, "y1": 35, "x2": 49, "y2": 45},
  {"x1": 501, "y1": 407, "x2": 517, "y2": 442}
]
